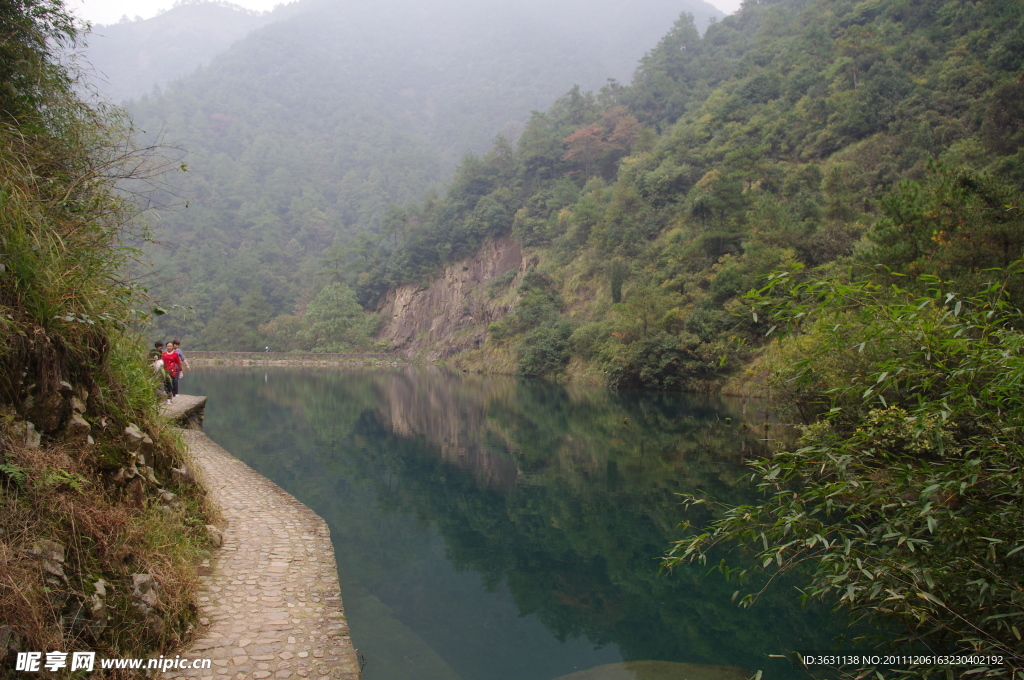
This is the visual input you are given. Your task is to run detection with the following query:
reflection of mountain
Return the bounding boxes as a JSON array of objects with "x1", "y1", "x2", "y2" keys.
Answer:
[
  {"x1": 192, "y1": 368, "x2": 847, "y2": 679},
  {"x1": 367, "y1": 367, "x2": 769, "y2": 502},
  {"x1": 374, "y1": 369, "x2": 521, "y2": 490}
]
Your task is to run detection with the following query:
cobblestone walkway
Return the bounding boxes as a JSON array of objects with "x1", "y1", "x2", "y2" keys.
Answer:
[
  {"x1": 166, "y1": 429, "x2": 362, "y2": 680},
  {"x1": 161, "y1": 394, "x2": 207, "y2": 428}
]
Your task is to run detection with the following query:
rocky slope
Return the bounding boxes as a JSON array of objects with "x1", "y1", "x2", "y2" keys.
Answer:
[{"x1": 375, "y1": 237, "x2": 528, "y2": 362}]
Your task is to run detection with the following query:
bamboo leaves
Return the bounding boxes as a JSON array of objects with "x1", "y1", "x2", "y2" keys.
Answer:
[{"x1": 666, "y1": 267, "x2": 1024, "y2": 679}]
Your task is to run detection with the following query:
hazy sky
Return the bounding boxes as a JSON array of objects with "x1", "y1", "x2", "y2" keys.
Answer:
[{"x1": 70, "y1": 0, "x2": 742, "y2": 27}]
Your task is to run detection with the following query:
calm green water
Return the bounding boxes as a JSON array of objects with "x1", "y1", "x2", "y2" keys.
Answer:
[{"x1": 187, "y1": 367, "x2": 844, "y2": 680}]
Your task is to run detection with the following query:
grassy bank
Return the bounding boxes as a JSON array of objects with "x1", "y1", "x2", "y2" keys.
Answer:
[{"x1": 1, "y1": 0, "x2": 214, "y2": 673}]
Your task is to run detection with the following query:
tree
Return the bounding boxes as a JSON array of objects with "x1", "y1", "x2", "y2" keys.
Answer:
[
  {"x1": 668, "y1": 269, "x2": 1024, "y2": 679},
  {"x1": 0, "y1": 0, "x2": 79, "y2": 123},
  {"x1": 299, "y1": 282, "x2": 377, "y2": 352},
  {"x1": 200, "y1": 292, "x2": 272, "y2": 351},
  {"x1": 610, "y1": 259, "x2": 625, "y2": 304},
  {"x1": 563, "y1": 124, "x2": 608, "y2": 177},
  {"x1": 864, "y1": 163, "x2": 1024, "y2": 288}
]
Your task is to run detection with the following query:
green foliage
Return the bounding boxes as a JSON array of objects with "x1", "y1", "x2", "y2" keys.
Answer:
[
  {"x1": 115, "y1": 0, "x2": 1024, "y2": 388},
  {"x1": 332, "y1": 0, "x2": 1024, "y2": 385},
  {"x1": 516, "y1": 323, "x2": 572, "y2": 377},
  {"x1": 667, "y1": 269, "x2": 1024, "y2": 677},
  {"x1": 199, "y1": 292, "x2": 273, "y2": 352},
  {"x1": 609, "y1": 259, "x2": 625, "y2": 303},
  {"x1": 0, "y1": 0, "x2": 79, "y2": 124},
  {"x1": 299, "y1": 282, "x2": 378, "y2": 352},
  {"x1": 0, "y1": 0, "x2": 211, "y2": 664},
  {"x1": 568, "y1": 321, "x2": 612, "y2": 359},
  {"x1": 258, "y1": 313, "x2": 304, "y2": 352},
  {"x1": 486, "y1": 268, "x2": 519, "y2": 299},
  {"x1": 0, "y1": 0, "x2": 159, "y2": 403},
  {"x1": 605, "y1": 331, "x2": 685, "y2": 390},
  {"x1": 489, "y1": 267, "x2": 564, "y2": 345},
  {"x1": 39, "y1": 467, "x2": 88, "y2": 492},
  {"x1": 0, "y1": 461, "x2": 27, "y2": 489},
  {"x1": 862, "y1": 162, "x2": 1024, "y2": 289},
  {"x1": 127, "y1": 0, "x2": 722, "y2": 348}
]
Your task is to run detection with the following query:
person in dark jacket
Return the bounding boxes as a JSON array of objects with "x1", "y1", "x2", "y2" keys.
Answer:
[{"x1": 150, "y1": 341, "x2": 173, "y2": 400}]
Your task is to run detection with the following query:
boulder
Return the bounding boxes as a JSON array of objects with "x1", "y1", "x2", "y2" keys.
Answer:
[
  {"x1": 127, "y1": 478, "x2": 145, "y2": 508},
  {"x1": 0, "y1": 625, "x2": 21, "y2": 657},
  {"x1": 124, "y1": 424, "x2": 155, "y2": 464},
  {"x1": 159, "y1": 489, "x2": 181, "y2": 509},
  {"x1": 205, "y1": 525, "x2": 224, "y2": 548},
  {"x1": 124, "y1": 424, "x2": 145, "y2": 449},
  {"x1": 13, "y1": 421, "x2": 41, "y2": 449},
  {"x1": 132, "y1": 573, "x2": 161, "y2": 609},
  {"x1": 131, "y1": 574, "x2": 165, "y2": 637},
  {"x1": 139, "y1": 465, "x2": 159, "y2": 486},
  {"x1": 30, "y1": 539, "x2": 66, "y2": 581},
  {"x1": 87, "y1": 579, "x2": 108, "y2": 636},
  {"x1": 66, "y1": 413, "x2": 90, "y2": 441},
  {"x1": 27, "y1": 391, "x2": 65, "y2": 433},
  {"x1": 170, "y1": 465, "x2": 193, "y2": 484}
]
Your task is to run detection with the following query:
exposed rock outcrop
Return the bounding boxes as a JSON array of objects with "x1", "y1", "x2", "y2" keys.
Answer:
[{"x1": 375, "y1": 237, "x2": 525, "y2": 360}]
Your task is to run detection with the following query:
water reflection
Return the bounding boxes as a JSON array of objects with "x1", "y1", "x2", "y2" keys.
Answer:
[{"x1": 189, "y1": 367, "x2": 843, "y2": 680}]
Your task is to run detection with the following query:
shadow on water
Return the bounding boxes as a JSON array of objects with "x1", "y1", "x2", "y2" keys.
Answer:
[{"x1": 188, "y1": 366, "x2": 848, "y2": 680}]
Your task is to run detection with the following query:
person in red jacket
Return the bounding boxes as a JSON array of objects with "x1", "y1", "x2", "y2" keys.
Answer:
[{"x1": 161, "y1": 346, "x2": 182, "y2": 404}]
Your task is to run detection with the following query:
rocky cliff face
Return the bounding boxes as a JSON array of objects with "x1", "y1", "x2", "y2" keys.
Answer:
[{"x1": 375, "y1": 237, "x2": 527, "y2": 361}]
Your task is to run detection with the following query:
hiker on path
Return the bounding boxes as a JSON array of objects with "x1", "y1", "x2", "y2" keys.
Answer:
[
  {"x1": 161, "y1": 345, "x2": 183, "y2": 404},
  {"x1": 171, "y1": 339, "x2": 191, "y2": 375},
  {"x1": 150, "y1": 341, "x2": 173, "y2": 400}
]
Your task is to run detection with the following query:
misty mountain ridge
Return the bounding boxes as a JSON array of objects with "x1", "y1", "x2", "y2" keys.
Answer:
[
  {"x1": 82, "y1": 1, "x2": 294, "y2": 102},
  {"x1": 85, "y1": 0, "x2": 723, "y2": 106},
  {"x1": 129, "y1": 0, "x2": 723, "y2": 343}
]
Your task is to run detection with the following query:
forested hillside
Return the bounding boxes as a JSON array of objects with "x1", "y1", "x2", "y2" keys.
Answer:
[
  {"x1": 0, "y1": 0, "x2": 211, "y2": 664},
  {"x1": 323, "y1": 0, "x2": 1024, "y2": 389},
  {"x1": 82, "y1": 1, "x2": 279, "y2": 102},
  {"x1": 336, "y1": 2, "x2": 1024, "y2": 668},
  {"x1": 125, "y1": 0, "x2": 722, "y2": 348}
]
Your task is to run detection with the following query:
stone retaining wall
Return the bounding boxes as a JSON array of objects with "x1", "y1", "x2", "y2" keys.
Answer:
[
  {"x1": 167, "y1": 426, "x2": 361, "y2": 679},
  {"x1": 187, "y1": 352, "x2": 402, "y2": 367}
]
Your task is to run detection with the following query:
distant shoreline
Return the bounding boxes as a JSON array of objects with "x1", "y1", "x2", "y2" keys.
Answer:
[{"x1": 187, "y1": 351, "x2": 406, "y2": 367}]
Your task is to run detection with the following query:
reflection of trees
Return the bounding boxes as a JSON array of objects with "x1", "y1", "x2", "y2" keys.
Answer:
[
  {"x1": 374, "y1": 369, "x2": 522, "y2": 489},
  {"x1": 191, "y1": 368, "x2": 842, "y2": 675},
  {"x1": 369, "y1": 367, "x2": 774, "y2": 497},
  {"x1": 370, "y1": 431, "x2": 833, "y2": 670}
]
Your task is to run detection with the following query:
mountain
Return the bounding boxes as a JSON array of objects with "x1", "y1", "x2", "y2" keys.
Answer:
[
  {"x1": 323, "y1": 0, "x2": 1024, "y2": 388},
  {"x1": 82, "y1": 1, "x2": 283, "y2": 102},
  {"x1": 120, "y1": 0, "x2": 723, "y2": 346}
]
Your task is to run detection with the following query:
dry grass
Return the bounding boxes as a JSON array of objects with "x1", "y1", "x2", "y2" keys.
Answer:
[{"x1": 0, "y1": 414, "x2": 213, "y2": 677}]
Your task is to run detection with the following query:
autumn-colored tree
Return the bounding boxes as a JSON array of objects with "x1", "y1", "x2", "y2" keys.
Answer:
[{"x1": 563, "y1": 124, "x2": 607, "y2": 177}]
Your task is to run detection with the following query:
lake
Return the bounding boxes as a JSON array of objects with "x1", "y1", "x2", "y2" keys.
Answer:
[{"x1": 186, "y1": 366, "x2": 846, "y2": 680}]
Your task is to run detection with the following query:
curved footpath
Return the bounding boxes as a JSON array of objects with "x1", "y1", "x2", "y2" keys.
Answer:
[{"x1": 161, "y1": 396, "x2": 362, "y2": 680}]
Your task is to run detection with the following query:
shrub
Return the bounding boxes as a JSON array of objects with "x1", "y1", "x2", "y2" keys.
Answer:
[
  {"x1": 517, "y1": 323, "x2": 572, "y2": 377},
  {"x1": 667, "y1": 268, "x2": 1024, "y2": 678}
]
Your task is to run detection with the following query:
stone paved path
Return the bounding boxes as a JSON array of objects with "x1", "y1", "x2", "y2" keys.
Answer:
[
  {"x1": 165, "y1": 429, "x2": 361, "y2": 680},
  {"x1": 161, "y1": 394, "x2": 207, "y2": 428}
]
